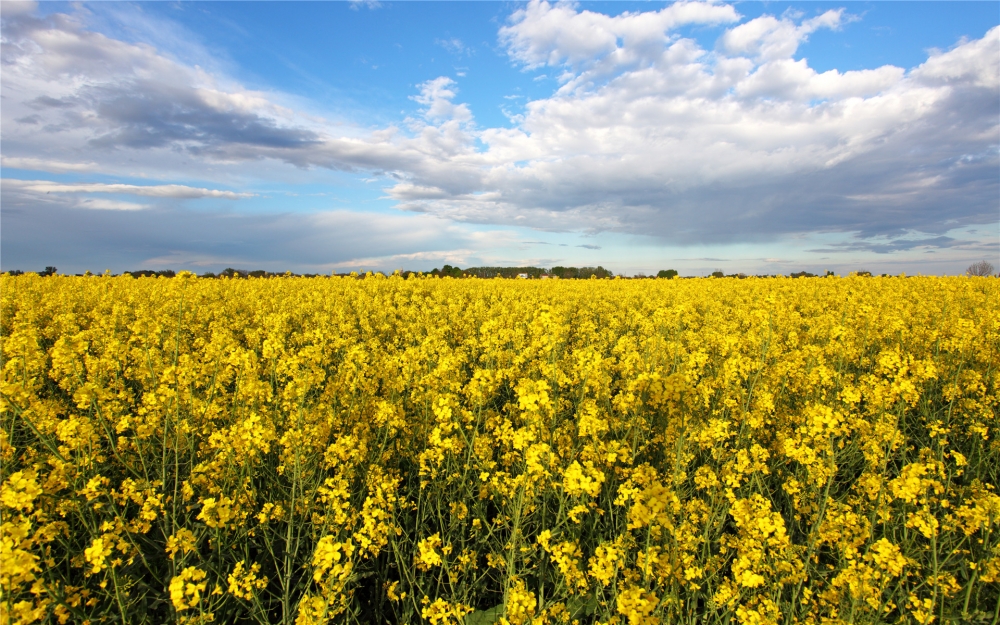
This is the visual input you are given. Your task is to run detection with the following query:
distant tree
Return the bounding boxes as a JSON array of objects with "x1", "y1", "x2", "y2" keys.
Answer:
[
  {"x1": 432, "y1": 265, "x2": 458, "y2": 277},
  {"x1": 6, "y1": 270, "x2": 24, "y2": 276},
  {"x1": 578, "y1": 266, "x2": 612, "y2": 279},
  {"x1": 657, "y1": 269, "x2": 678, "y2": 279},
  {"x1": 43, "y1": 266, "x2": 57, "y2": 276},
  {"x1": 967, "y1": 260, "x2": 995, "y2": 277},
  {"x1": 465, "y1": 266, "x2": 545, "y2": 278},
  {"x1": 711, "y1": 271, "x2": 725, "y2": 278}
]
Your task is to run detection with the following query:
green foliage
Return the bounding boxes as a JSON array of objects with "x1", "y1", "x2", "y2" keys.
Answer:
[
  {"x1": 463, "y1": 266, "x2": 546, "y2": 278},
  {"x1": 549, "y1": 266, "x2": 612, "y2": 279},
  {"x1": 125, "y1": 269, "x2": 177, "y2": 278}
]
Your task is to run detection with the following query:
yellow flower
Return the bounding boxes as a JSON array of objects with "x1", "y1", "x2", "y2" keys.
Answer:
[
  {"x1": 562, "y1": 461, "x2": 605, "y2": 498},
  {"x1": 84, "y1": 536, "x2": 113, "y2": 574},
  {"x1": 616, "y1": 585, "x2": 659, "y2": 625},
  {"x1": 197, "y1": 496, "x2": 235, "y2": 529},
  {"x1": 589, "y1": 542, "x2": 623, "y2": 586},
  {"x1": 312, "y1": 536, "x2": 354, "y2": 584},
  {"x1": 1, "y1": 519, "x2": 40, "y2": 587},
  {"x1": 170, "y1": 566, "x2": 208, "y2": 612},
  {"x1": 227, "y1": 560, "x2": 267, "y2": 600},
  {"x1": 416, "y1": 533, "x2": 444, "y2": 571},
  {"x1": 421, "y1": 597, "x2": 474, "y2": 625},
  {"x1": 504, "y1": 579, "x2": 537, "y2": 625},
  {"x1": 869, "y1": 538, "x2": 907, "y2": 577},
  {"x1": 166, "y1": 528, "x2": 198, "y2": 559},
  {"x1": 0, "y1": 471, "x2": 42, "y2": 512},
  {"x1": 2, "y1": 270, "x2": 998, "y2": 623}
]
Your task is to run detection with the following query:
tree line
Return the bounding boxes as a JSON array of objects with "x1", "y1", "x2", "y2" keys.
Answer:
[
  {"x1": 4, "y1": 260, "x2": 995, "y2": 279},
  {"x1": 432, "y1": 265, "x2": 615, "y2": 279}
]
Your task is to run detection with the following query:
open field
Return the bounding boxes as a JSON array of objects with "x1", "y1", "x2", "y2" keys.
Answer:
[{"x1": 1, "y1": 274, "x2": 998, "y2": 625}]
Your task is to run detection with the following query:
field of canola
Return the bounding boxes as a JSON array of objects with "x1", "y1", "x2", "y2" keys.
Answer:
[{"x1": 1, "y1": 273, "x2": 998, "y2": 625}]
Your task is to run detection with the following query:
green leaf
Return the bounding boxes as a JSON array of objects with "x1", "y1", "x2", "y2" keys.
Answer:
[
  {"x1": 465, "y1": 605, "x2": 503, "y2": 625},
  {"x1": 568, "y1": 593, "x2": 599, "y2": 619}
]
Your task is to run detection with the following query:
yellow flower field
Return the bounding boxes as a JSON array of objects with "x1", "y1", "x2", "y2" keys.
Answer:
[{"x1": 1, "y1": 273, "x2": 998, "y2": 625}]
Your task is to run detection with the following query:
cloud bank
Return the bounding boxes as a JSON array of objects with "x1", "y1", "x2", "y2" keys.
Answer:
[
  {"x1": 0, "y1": 190, "x2": 475, "y2": 271},
  {"x1": 1, "y1": 1, "x2": 997, "y2": 271}
]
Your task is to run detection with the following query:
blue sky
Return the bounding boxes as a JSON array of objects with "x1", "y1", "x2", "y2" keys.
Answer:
[{"x1": 2, "y1": 1, "x2": 997, "y2": 276}]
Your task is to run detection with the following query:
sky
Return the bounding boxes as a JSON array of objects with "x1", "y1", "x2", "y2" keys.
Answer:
[{"x1": 1, "y1": 1, "x2": 997, "y2": 277}]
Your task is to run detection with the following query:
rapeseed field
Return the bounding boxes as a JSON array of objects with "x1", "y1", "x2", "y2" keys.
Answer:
[{"x1": 1, "y1": 272, "x2": 997, "y2": 625}]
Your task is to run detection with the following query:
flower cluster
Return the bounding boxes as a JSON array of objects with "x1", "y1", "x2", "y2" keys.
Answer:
[{"x1": 1, "y1": 272, "x2": 997, "y2": 624}]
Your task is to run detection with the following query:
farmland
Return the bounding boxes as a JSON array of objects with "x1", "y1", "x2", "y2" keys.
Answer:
[{"x1": 1, "y1": 273, "x2": 998, "y2": 624}]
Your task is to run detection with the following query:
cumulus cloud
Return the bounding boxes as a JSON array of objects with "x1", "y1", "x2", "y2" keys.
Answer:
[
  {"x1": 415, "y1": 6, "x2": 996, "y2": 247},
  {"x1": 499, "y1": 0, "x2": 740, "y2": 70},
  {"x1": 734, "y1": 60, "x2": 905, "y2": 100},
  {"x1": 411, "y1": 77, "x2": 473, "y2": 123},
  {"x1": 383, "y1": 3, "x2": 996, "y2": 250},
  {"x1": 0, "y1": 9, "x2": 325, "y2": 173},
  {"x1": 718, "y1": 9, "x2": 850, "y2": 61},
  {"x1": 912, "y1": 32, "x2": 1000, "y2": 88},
  {"x1": 1, "y1": 1, "x2": 997, "y2": 263}
]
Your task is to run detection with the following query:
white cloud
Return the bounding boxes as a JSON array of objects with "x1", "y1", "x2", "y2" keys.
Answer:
[
  {"x1": 0, "y1": 7, "x2": 488, "y2": 194},
  {"x1": 0, "y1": 2, "x2": 37, "y2": 18},
  {"x1": 1, "y1": 2, "x2": 997, "y2": 262},
  {"x1": 2, "y1": 179, "x2": 253, "y2": 199},
  {"x1": 411, "y1": 77, "x2": 473, "y2": 123},
  {"x1": 718, "y1": 9, "x2": 850, "y2": 61},
  {"x1": 0, "y1": 185, "x2": 529, "y2": 272},
  {"x1": 1, "y1": 156, "x2": 99, "y2": 172},
  {"x1": 436, "y1": 38, "x2": 468, "y2": 56},
  {"x1": 734, "y1": 60, "x2": 905, "y2": 100},
  {"x1": 0, "y1": 8, "x2": 333, "y2": 175},
  {"x1": 349, "y1": 0, "x2": 381, "y2": 11},
  {"x1": 499, "y1": 0, "x2": 740, "y2": 70},
  {"x1": 394, "y1": 14, "x2": 995, "y2": 244},
  {"x1": 77, "y1": 198, "x2": 148, "y2": 211},
  {"x1": 912, "y1": 29, "x2": 1000, "y2": 88},
  {"x1": 385, "y1": 183, "x2": 452, "y2": 201}
]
